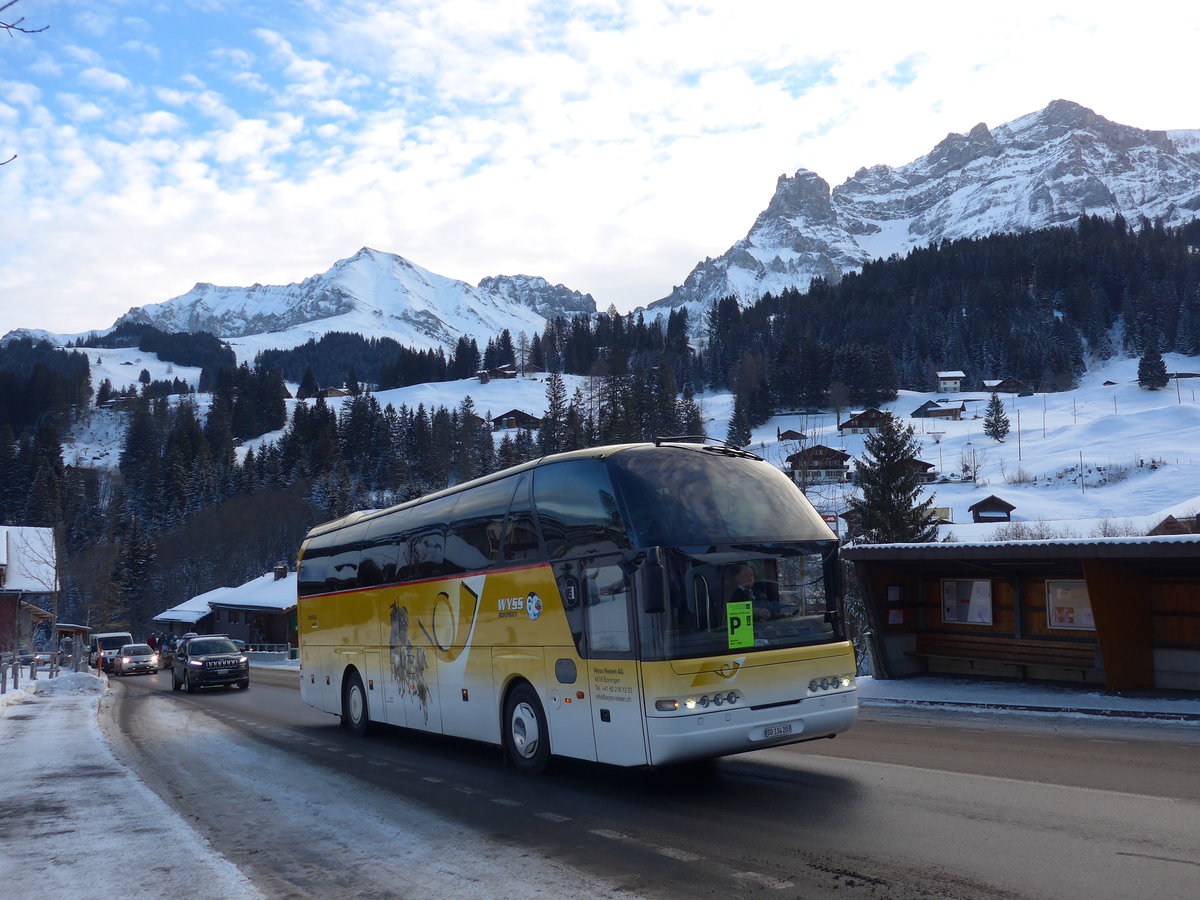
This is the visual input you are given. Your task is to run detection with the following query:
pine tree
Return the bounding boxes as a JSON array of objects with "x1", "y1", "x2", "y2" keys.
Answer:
[
  {"x1": 847, "y1": 414, "x2": 938, "y2": 544},
  {"x1": 538, "y1": 372, "x2": 568, "y2": 455},
  {"x1": 297, "y1": 366, "x2": 319, "y2": 400},
  {"x1": 1137, "y1": 345, "x2": 1169, "y2": 389},
  {"x1": 983, "y1": 393, "x2": 1011, "y2": 442},
  {"x1": 678, "y1": 385, "x2": 705, "y2": 438},
  {"x1": 726, "y1": 395, "x2": 752, "y2": 447}
]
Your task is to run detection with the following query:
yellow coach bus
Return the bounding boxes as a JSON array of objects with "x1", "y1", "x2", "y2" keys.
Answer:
[{"x1": 296, "y1": 441, "x2": 857, "y2": 773}]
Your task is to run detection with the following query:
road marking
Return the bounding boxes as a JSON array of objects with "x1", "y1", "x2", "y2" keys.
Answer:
[
  {"x1": 732, "y1": 870, "x2": 793, "y2": 890},
  {"x1": 590, "y1": 828, "x2": 632, "y2": 842},
  {"x1": 422, "y1": 775, "x2": 443, "y2": 783},
  {"x1": 656, "y1": 846, "x2": 701, "y2": 862},
  {"x1": 536, "y1": 812, "x2": 570, "y2": 822},
  {"x1": 490, "y1": 797, "x2": 521, "y2": 807}
]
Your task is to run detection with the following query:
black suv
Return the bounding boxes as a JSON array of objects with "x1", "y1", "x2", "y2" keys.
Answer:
[{"x1": 171, "y1": 636, "x2": 250, "y2": 692}]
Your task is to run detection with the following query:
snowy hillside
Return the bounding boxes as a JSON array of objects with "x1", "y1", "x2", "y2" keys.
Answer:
[{"x1": 63, "y1": 345, "x2": 1200, "y2": 542}]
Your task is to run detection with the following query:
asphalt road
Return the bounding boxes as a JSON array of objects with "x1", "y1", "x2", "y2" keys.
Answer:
[{"x1": 103, "y1": 667, "x2": 1200, "y2": 899}]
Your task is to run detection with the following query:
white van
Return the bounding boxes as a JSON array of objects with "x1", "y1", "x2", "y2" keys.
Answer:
[{"x1": 89, "y1": 631, "x2": 134, "y2": 673}]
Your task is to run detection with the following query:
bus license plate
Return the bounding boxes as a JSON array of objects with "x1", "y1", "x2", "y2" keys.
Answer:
[{"x1": 764, "y1": 723, "x2": 792, "y2": 738}]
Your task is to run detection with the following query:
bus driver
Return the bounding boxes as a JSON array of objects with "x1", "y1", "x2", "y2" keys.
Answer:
[{"x1": 730, "y1": 564, "x2": 793, "y2": 621}]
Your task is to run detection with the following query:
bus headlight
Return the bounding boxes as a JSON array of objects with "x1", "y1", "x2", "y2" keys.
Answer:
[
  {"x1": 656, "y1": 693, "x2": 739, "y2": 713},
  {"x1": 809, "y1": 674, "x2": 856, "y2": 695}
]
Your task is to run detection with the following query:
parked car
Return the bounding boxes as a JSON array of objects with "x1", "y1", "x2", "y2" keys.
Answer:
[
  {"x1": 171, "y1": 636, "x2": 250, "y2": 692},
  {"x1": 89, "y1": 631, "x2": 134, "y2": 673},
  {"x1": 112, "y1": 643, "x2": 158, "y2": 676}
]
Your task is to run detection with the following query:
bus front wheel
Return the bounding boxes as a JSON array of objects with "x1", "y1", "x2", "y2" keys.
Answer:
[
  {"x1": 503, "y1": 684, "x2": 550, "y2": 774},
  {"x1": 342, "y1": 671, "x2": 372, "y2": 737}
]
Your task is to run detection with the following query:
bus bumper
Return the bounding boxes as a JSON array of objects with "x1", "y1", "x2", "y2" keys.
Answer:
[{"x1": 644, "y1": 689, "x2": 858, "y2": 767}]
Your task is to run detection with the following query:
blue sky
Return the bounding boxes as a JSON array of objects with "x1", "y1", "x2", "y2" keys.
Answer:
[{"x1": 2, "y1": 0, "x2": 1198, "y2": 334}]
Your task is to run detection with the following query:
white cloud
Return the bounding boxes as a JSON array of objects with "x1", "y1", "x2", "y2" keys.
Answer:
[
  {"x1": 2, "y1": 0, "x2": 1199, "y2": 334},
  {"x1": 79, "y1": 66, "x2": 133, "y2": 93},
  {"x1": 138, "y1": 110, "x2": 186, "y2": 136},
  {"x1": 58, "y1": 94, "x2": 107, "y2": 124}
]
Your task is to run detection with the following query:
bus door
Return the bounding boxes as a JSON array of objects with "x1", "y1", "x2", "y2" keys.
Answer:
[
  {"x1": 544, "y1": 562, "x2": 598, "y2": 762},
  {"x1": 580, "y1": 557, "x2": 648, "y2": 766}
]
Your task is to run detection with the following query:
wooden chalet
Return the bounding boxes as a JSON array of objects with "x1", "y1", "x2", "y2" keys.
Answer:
[
  {"x1": 784, "y1": 444, "x2": 850, "y2": 484},
  {"x1": 903, "y1": 459, "x2": 938, "y2": 484},
  {"x1": 476, "y1": 364, "x2": 518, "y2": 383},
  {"x1": 911, "y1": 400, "x2": 965, "y2": 420},
  {"x1": 981, "y1": 376, "x2": 1031, "y2": 395},
  {"x1": 967, "y1": 494, "x2": 1016, "y2": 523},
  {"x1": 492, "y1": 409, "x2": 542, "y2": 430},
  {"x1": 777, "y1": 428, "x2": 805, "y2": 441},
  {"x1": 838, "y1": 408, "x2": 891, "y2": 435},
  {"x1": 1148, "y1": 514, "x2": 1200, "y2": 536}
]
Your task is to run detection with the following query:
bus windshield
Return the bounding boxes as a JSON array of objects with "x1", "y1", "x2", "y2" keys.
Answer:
[
  {"x1": 638, "y1": 543, "x2": 838, "y2": 660},
  {"x1": 607, "y1": 446, "x2": 840, "y2": 661},
  {"x1": 608, "y1": 446, "x2": 832, "y2": 547}
]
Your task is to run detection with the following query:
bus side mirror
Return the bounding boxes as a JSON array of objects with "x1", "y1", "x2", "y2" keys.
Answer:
[{"x1": 641, "y1": 548, "x2": 666, "y2": 614}]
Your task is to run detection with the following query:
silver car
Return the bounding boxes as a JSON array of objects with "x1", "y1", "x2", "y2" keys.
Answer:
[{"x1": 112, "y1": 643, "x2": 159, "y2": 676}]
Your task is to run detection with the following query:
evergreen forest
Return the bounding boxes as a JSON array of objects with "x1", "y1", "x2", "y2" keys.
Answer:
[{"x1": 2, "y1": 215, "x2": 1199, "y2": 634}]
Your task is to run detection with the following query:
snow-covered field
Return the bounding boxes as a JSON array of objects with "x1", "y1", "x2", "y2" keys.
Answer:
[{"x1": 63, "y1": 347, "x2": 1200, "y2": 540}]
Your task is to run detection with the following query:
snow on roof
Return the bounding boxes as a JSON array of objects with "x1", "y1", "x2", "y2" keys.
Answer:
[
  {"x1": 845, "y1": 533, "x2": 1200, "y2": 554},
  {"x1": 204, "y1": 572, "x2": 297, "y2": 611},
  {"x1": 153, "y1": 572, "x2": 296, "y2": 623},
  {"x1": 937, "y1": 370, "x2": 966, "y2": 378},
  {"x1": 1, "y1": 526, "x2": 58, "y2": 593}
]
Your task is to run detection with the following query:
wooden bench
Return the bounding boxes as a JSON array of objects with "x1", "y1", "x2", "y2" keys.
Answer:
[{"x1": 910, "y1": 632, "x2": 1099, "y2": 680}]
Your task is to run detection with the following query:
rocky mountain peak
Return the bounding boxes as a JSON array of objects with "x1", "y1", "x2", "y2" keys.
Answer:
[
  {"x1": 760, "y1": 170, "x2": 838, "y2": 226},
  {"x1": 645, "y1": 99, "x2": 1200, "y2": 326}
]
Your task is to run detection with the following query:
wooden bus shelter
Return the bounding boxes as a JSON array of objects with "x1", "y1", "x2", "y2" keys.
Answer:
[{"x1": 843, "y1": 535, "x2": 1200, "y2": 693}]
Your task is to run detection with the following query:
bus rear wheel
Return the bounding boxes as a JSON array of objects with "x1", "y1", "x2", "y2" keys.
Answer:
[
  {"x1": 341, "y1": 671, "x2": 371, "y2": 736},
  {"x1": 503, "y1": 684, "x2": 550, "y2": 774}
]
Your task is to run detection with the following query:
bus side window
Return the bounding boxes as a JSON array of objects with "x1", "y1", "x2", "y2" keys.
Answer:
[
  {"x1": 583, "y1": 562, "x2": 633, "y2": 655},
  {"x1": 401, "y1": 495, "x2": 456, "y2": 581},
  {"x1": 303, "y1": 521, "x2": 369, "y2": 594},
  {"x1": 501, "y1": 474, "x2": 542, "y2": 562},
  {"x1": 298, "y1": 531, "x2": 338, "y2": 597},
  {"x1": 533, "y1": 461, "x2": 631, "y2": 559},
  {"x1": 326, "y1": 543, "x2": 363, "y2": 592},
  {"x1": 409, "y1": 528, "x2": 444, "y2": 580},
  {"x1": 359, "y1": 518, "x2": 403, "y2": 588},
  {"x1": 445, "y1": 476, "x2": 517, "y2": 573}
]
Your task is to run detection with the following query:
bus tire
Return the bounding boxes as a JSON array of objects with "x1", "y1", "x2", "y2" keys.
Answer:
[
  {"x1": 342, "y1": 670, "x2": 372, "y2": 737},
  {"x1": 503, "y1": 683, "x2": 551, "y2": 775}
]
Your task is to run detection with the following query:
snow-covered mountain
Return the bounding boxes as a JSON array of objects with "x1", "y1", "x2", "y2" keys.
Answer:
[
  {"x1": 648, "y1": 99, "x2": 1200, "y2": 320},
  {"x1": 112, "y1": 247, "x2": 596, "y2": 353}
]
